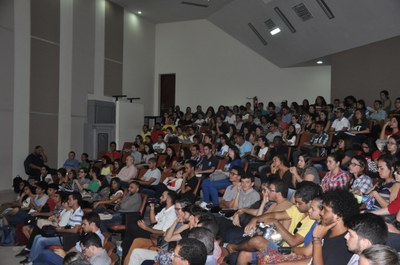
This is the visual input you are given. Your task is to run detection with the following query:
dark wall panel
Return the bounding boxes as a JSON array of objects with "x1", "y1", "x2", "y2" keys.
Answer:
[
  {"x1": 331, "y1": 36, "x2": 400, "y2": 105},
  {"x1": 105, "y1": 0, "x2": 123, "y2": 62},
  {"x1": 31, "y1": 0, "x2": 60, "y2": 42},
  {"x1": 30, "y1": 0, "x2": 60, "y2": 165},
  {"x1": 104, "y1": 60, "x2": 123, "y2": 97},
  {"x1": 29, "y1": 113, "x2": 58, "y2": 169},
  {"x1": 30, "y1": 38, "x2": 60, "y2": 114}
]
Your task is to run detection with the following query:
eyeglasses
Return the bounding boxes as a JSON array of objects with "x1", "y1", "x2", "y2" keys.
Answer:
[
  {"x1": 349, "y1": 162, "x2": 361, "y2": 167},
  {"x1": 229, "y1": 172, "x2": 238, "y2": 176},
  {"x1": 171, "y1": 252, "x2": 185, "y2": 260},
  {"x1": 293, "y1": 221, "x2": 303, "y2": 234},
  {"x1": 361, "y1": 145, "x2": 369, "y2": 149}
]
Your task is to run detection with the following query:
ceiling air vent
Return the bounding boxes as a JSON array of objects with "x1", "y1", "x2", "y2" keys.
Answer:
[
  {"x1": 274, "y1": 7, "x2": 296, "y2": 33},
  {"x1": 248, "y1": 23, "x2": 267, "y2": 46},
  {"x1": 316, "y1": 0, "x2": 335, "y2": 19},
  {"x1": 181, "y1": 1, "x2": 209, "y2": 8},
  {"x1": 292, "y1": 3, "x2": 313, "y2": 21},
  {"x1": 264, "y1": 19, "x2": 276, "y2": 30}
]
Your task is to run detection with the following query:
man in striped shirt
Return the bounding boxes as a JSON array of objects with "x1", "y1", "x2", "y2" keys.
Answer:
[{"x1": 21, "y1": 193, "x2": 84, "y2": 265}]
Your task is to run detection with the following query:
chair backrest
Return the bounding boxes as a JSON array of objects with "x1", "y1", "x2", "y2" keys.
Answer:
[
  {"x1": 139, "y1": 193, "x2": 148, "y2": 216},
  {"x1": 98, "y1": 150, "x2": 108, "y2": 159},
  {"x1": 122, "y1": 142, "x2": 135, "y2": 152},
  {"x1": 137, "y1": 167, "x2": 148, "y2": 179},
  {"x1": 242, "y1": 161, "x2": 249, "y2": 173},
  {"x1": 216, "y1": 159, "x2": 227, "y2": 170},
  {"x1": 199, "y1": 125, "x2": 210, "y2": 134},
  {"x1": 161, "y1": 171, "x2": 173, "y2": 183},
  {"x1": 104, "y1": 241, "x2": 116, "y2": 257},
  {"x1": 156, "y1": 154, "x2": 168, "y2": 167},
  {"x1": 109, "y1": 252, "x2": 120, "y2": 265},
  {"x1": 193, "y1": 177, "x2": 202, "y2": 197},
  {"x1": 181, "y1": 143, "x2": 193, "y2": 151},
  {"x1": 297, "y1": 132, "x2": 314, "y2": 147},
  {"x1": 170, "y1": 143, "x2": 181, "y2": 156}
]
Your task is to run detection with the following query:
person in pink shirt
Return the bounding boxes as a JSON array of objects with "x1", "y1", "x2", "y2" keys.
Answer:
[{"x1": 117, "y1": 156, "x2": 138, "y2": 188}]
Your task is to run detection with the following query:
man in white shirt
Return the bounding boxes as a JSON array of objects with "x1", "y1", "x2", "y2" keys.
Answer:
[
  {"x1": 330, "y1": 107, "x2": 350, "y2": 133},
  {"x1": 153, "y1": 135, "x2": 167, "y2": 153},
  {"x1": 224, "y1": 109, "x2": 236, "y2": 125},
  {"x1": 122, "y1": 191, "x2": 177, "y2": 263},
  {"x1": 138, "y1": 158, "x2": 162, "y2": 197}
]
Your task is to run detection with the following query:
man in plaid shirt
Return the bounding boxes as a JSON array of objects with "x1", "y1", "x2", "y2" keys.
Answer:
[{"x1": 309, "y1": 122, "x2": 329, "y2": 156}]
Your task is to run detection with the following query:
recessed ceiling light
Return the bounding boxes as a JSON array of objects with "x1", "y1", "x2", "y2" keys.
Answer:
[
  {"x1": 316, "y1": 60, "x2": 323, "y2": 64},
  {"x1": 137, "y1": 11, "x2": 142, "y2": 14},
  {"x1": 270, "y1": 28, "x2": 281, "y2": 35}
]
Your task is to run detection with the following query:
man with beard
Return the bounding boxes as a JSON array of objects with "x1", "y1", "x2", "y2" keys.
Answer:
[
  {"x1": 122, "y1": 190, "x2": 177, "y2": 263},
  {"x1": 311, "y1": 189, "x2": 359, "y2": 265},
  {"x1": 225, "y1": 182, "x2": 321, "y2": 265}
]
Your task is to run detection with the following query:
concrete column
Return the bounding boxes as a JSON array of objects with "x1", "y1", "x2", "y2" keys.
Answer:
[
  {"x1": 13, "y1": 0, "x2": 31, "y2": 178},
  {"x1": 57, "y1": 0, "x2": 74, "y2": 167}
]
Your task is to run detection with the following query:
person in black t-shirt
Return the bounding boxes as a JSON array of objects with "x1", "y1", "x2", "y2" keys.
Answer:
[
  {"x1": 24, "y1": 145, "x2": 48, "y2": 182},
  {"x1": 311, "y1": 189, "x2": 359, "y2": 265},
  {"x1": 180, "y1": 160, "x2": 199, "y2": 203}
]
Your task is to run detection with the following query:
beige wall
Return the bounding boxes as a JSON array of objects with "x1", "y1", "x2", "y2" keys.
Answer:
[
  {"x1": 331, "y1": 36, "x2": 400, "y2": 106},
  {"x1": 155, "y1": 19, "x2": 331, "y2": 114}
]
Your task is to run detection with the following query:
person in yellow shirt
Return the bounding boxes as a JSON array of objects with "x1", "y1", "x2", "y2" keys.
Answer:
[
  {"x1": 140, "y1": 124, "x2": 151, "y2": 141},
  {"x1": 226, "y1": 181, "x2": 322, "y2": 265}
]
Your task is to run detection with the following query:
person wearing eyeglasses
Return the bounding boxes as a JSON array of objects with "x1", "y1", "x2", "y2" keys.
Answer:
[
  {"x1": 171, "y1": 238, "x2": 207, "y2": 265},
  {"x1": 225, "y1": 181, "x2": 321, "y2": 265},
  {"x1": 348, "y1": 156, "x2": 373, "y2": 195},
  {"x1": 80, "y1": 232, "x2": 111, "y2": 265}
]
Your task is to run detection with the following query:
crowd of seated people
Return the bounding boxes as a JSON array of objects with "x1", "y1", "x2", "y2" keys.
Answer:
[{"x1": 3, "y1": 91, "x2": 400, "y2": 265}]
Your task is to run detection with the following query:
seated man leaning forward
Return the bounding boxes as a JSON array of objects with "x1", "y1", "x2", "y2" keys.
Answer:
[
  {"x1": 33, "y1": 212, "x2": 104, "y2": 265},
  {"x1": 225, "y1": 181, "x2": 322, "y2": 265},
  {"x1": 122, "y1": 190, "x2": 177, "y2": 263},
  {"x1": 20, "y1": 192, "x2": 84, "y2": 265}
]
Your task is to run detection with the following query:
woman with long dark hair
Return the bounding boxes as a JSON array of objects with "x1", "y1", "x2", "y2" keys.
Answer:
[
  {"x1": 320, "y1": 151, "x2": 350, "y2": 191},
  {"x1": 289, "y1": 154, "x2": 319, "y2": 188},
  {"x1": 348, "y1": 155, "x2": 373, "y2": 195}
]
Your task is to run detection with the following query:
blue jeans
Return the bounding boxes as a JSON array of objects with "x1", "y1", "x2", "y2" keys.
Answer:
[
  {"x1": 100, "y1": 213, "x2": 122, "y2": 232},
  {"x1": 33, "y1": 249, "x2": 63, "y2": 265},
  {"x1": 28, "y1": 235, "x2": 62, "y2": 262},
  {"x1": 201, "y1": 178, "x2": 230, "y2": 205}
]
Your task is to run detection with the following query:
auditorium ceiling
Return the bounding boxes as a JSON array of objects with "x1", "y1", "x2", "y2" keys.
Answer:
[{"x1": 112, "y1": 0, "x2": 400, "y2": 67}]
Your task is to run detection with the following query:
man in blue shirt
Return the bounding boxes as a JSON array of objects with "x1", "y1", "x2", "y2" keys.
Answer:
[
  {"x1": 196, "y1": 144, "x2": 218, "y2": 178},
  {"x1": 234, "y1": 133, "x2": 253, "y2": 158}
]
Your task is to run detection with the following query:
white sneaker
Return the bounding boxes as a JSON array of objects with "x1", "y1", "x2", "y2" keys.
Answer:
[{"x1": 199, "y1": 201, "x2": 208, "y2": 209}]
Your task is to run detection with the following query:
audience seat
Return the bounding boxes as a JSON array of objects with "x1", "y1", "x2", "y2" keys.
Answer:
[
  {"x1": 137, "y1": 167, "x2": 147, "y2": 179},
  {"x1": 170, "y1": 143, "x2": 181, "y2": 156},
  {"x1": 108, "y1": 193, "x2": 148, "y2": 234},
  {"x1": 199, "y1": 125, "x2": 210, "y2": 134},
  {"x1": 216, "y1": 159, "x2": 227, "y2": 170},
  {"x1": 98, "y1": 150, "x2": 108, "y2": 160},
  {"x1": 156, "y1": 154, "x2": 168, "y2": 167},
  {"x1": 122, "y1": 142, "x2": 135, "y2": 152}
]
